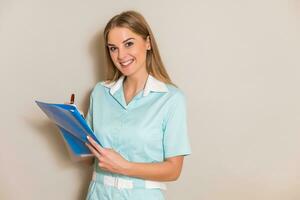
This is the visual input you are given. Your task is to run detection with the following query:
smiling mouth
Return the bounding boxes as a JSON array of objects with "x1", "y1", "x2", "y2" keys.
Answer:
[{"x1": 119, "y1": 59, "x2": 134, "y2": 67}]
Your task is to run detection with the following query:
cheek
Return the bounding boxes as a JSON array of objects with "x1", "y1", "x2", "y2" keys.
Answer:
[
  {"x1": 137, "y1": 51, "x2": 147, "y2": 63},
  {"x1": 132, "y1": 48, "x2": 147, "y2": 61},
  {"x1": 109, "y1": 52, "x2": 118, "y2": 64}
]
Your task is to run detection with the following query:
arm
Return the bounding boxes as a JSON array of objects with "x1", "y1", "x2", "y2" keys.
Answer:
[
  {"x1": 125, "y1": 156, "x2": 184, "y2": 181},
  {"x1": 86, "y1": 136, "x2": 185, "y2": 181}
]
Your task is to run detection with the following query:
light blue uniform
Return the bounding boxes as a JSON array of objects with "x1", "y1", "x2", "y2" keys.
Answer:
[{"x1": 85, "y1": 74, "x2": 191, "y2": 200}]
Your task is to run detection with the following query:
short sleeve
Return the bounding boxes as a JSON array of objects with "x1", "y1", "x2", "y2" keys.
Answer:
[
  {"x1": 85, "y1": 92, "x2": 94, "y2": 131},
  {"x1": 163, "y1": 91, "x2": 191, "y2": 159}
]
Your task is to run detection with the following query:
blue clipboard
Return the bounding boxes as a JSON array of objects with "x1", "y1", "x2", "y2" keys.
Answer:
[{"x1": 35, "y1": 101, "x2": 100, "y2": 157}]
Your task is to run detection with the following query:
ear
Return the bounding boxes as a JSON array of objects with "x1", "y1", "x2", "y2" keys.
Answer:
[{"x1": 146, "y1": 35, "x2": 151, "y2": 50}]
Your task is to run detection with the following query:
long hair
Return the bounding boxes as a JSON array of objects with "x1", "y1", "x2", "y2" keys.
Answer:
[{"x1": 103, "y1": 10, "x2": 175, "y2": 86}]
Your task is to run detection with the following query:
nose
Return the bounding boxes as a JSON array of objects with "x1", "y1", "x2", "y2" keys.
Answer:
[{"x1": 117, "y1": 47, "x2": 126, "y2": 60}]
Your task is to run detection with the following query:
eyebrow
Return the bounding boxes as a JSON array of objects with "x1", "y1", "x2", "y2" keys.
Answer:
[{"x1": 107, "y1": 38, "x2": 135, "y2": 46}]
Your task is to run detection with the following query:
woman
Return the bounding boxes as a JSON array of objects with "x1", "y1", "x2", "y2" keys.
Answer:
[{"x1": 84, "y1": 10, "x2": 191, "y2": 200}]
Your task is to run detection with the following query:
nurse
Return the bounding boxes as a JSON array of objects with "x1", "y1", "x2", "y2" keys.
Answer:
[{"x1": 84, "y1": 10, "x2": 191, "y2": 200}]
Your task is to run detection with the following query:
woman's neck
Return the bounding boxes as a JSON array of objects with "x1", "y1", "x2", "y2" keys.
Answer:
[{"x1": 124, "y1": 70, "x2": 149, "y2": 94}]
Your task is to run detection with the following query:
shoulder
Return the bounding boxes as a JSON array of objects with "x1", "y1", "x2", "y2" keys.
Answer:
[
  {"x1": 90, "y1": 80, "x2": 114, "y2": 96},
  {"x1": 165, "y1": 84, "x2": 186, "y2": 100},
  {"x1": 162, "y1": 84, "x2": 187, "y2": 122},
  {"x1": 164, "y1": 84, "x2": 186, "y2": 107}
]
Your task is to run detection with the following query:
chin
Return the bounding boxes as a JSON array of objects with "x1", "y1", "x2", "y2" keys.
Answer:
[
  {"x1": 121, "y1": 71, "x2": 134, "y2": 77},
  {"x1": 117, "y1": 64, "x2": 144, "y2": 77},
  {"x1": 120, "y1": 67, "x2": 137, "y2": 77}
]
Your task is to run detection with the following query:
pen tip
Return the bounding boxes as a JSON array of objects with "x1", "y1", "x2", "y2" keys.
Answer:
[{"x1": 70, "y1": 93, "x2": 75, "y2": 104}]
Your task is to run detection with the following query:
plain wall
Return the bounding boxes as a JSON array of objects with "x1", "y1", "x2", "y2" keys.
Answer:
[{"x1": 1, "y1": 0, "x2": 300, "y2": 199}]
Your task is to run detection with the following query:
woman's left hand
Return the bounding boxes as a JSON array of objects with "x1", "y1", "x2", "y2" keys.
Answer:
[{"x1": 85, "y1": 136, "x2": 131, "y2": 175}]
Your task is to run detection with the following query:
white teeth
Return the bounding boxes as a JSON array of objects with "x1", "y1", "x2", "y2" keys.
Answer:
[{"x1": 120, "y1": 59, "x2": 133, "y2": 66}]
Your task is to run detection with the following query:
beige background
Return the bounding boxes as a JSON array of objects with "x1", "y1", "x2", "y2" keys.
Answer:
[{"x1": 1, "y1": 0, "x2": 300, "y2": 199}]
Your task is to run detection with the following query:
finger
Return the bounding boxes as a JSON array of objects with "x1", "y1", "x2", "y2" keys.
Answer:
[
  {"x1": 85, "y1": 142, "x2": 99, "y2": 156},
  {"x1": 87, "y1": 136, "x2": 104, "y2": 153},
  {"x1": 98, "y1": 162, "x2": 105, "y2": 169},
  {"x1": 98, "y1": 163, "x2": 112, "y2": 173},
  {"x1": 98, "y1": 165, "x2": 109, "y2": 172},
  {"x1": 85, "y1": 142, "x2": 101, "y2": 159}
]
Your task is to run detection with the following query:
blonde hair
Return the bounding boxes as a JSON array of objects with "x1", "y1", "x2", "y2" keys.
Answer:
[{"x1": 103, "y1": 10, "x2": 175, "y2": 86}]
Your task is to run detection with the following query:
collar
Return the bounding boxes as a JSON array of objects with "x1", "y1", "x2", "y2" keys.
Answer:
[{"x1": 101, "y1": 74, "x2": 168, "y2": 97}]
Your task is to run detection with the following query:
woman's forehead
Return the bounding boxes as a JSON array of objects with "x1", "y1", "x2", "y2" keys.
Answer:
[{"x1": 107, "y1": 27, "x2": 142, "y2": 44}]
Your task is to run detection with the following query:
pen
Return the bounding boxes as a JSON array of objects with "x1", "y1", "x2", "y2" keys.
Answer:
[
  {"x1": 69, "y1": 93, "x2": 85, "y2": 119},
  {"x1": 70, "y1": 93, "x2": 75, "y2": 104}
]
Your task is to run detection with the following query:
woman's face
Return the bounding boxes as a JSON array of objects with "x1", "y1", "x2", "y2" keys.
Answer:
[{"x1": 107, "y1": 27, "x2": 150, "y2": 77}]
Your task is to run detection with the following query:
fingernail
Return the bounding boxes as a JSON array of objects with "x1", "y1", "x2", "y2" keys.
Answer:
[{"x1": 87, "y1": 135, "x2": 89, "y2": 140}]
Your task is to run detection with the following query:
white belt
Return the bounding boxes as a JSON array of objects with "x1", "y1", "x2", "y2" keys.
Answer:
[{"x1": 92, "y1": 171, "x2": 167, "y2": 190}]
